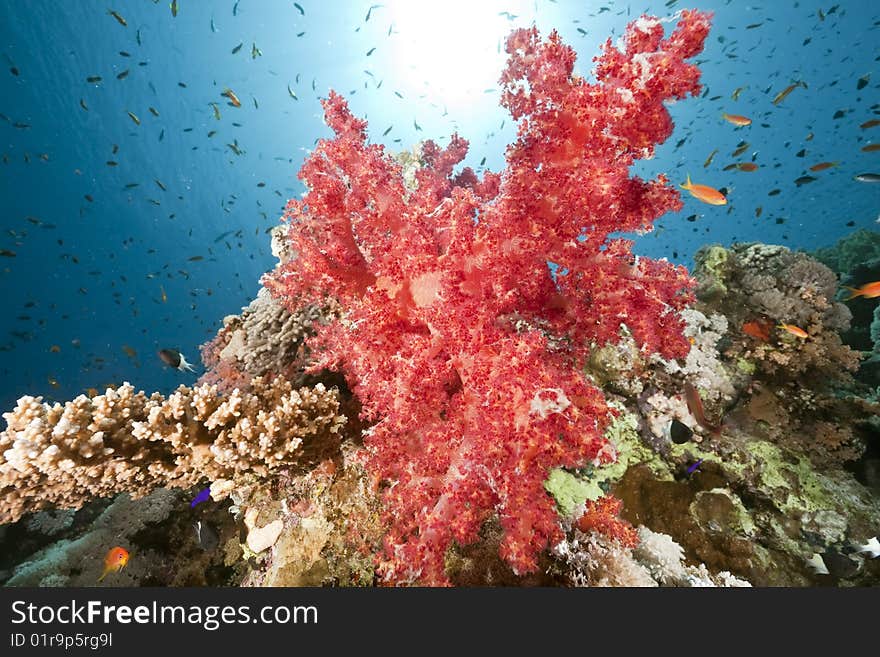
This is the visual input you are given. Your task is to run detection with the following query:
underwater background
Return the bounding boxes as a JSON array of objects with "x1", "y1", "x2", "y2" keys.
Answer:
[
  {"x1": 1, "y1": 0, "x2": 877, "y2": 410},
  {"x1": 1, "y1": 0, "x2": 879, "y2": 588}
]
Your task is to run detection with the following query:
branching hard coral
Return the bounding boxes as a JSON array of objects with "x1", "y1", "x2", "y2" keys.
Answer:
[
  {"x1": 264, "y1": 11, "x2": 711, "y2": 585},
  {"x1": 0, "y1": 378, "x2": 345, "y2": 524}
]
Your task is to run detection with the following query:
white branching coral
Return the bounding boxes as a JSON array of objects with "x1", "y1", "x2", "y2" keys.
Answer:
[
  {"x1": 0, "y1": 378, "x2": 345, "y2": 524},
  {"x1": 651, "y1": 308, "x2": 735, "y2": 405}
]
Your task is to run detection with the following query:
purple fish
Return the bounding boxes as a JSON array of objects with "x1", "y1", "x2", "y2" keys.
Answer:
[
  {"x1": 191, "y1": 487, "x2": 211, "y2": 508},
  {"x1": 686, "y1": 459, "x2": 704, "y2": 475}
]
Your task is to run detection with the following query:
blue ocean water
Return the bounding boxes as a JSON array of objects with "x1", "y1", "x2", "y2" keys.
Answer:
[{"x1": 0, "y1": 0, "x2": 877, "y2": 411}]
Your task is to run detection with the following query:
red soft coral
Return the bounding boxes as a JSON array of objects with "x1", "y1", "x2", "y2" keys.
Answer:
[{"x1": 265, "y1": 11, "x2": 710, "y2": 585}]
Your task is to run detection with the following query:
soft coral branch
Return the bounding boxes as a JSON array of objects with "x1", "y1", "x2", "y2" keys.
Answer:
[{"x1": 265, "y1": 10, "x2": 710, "y2": 585}]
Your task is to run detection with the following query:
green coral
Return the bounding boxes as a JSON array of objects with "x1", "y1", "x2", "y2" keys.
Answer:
[
  {"x1": 545, "y1": 469, "x2": 602, "y2": 518},
  {"x1": 745, "y1": 441, "x2": 834, "y2": 515},
  {"x1": 695, "y1": 245, "x2": 731, "y2": 299},
  {"x1": 545, "y1": 403, "x2": 664, "y2": 517},
  {"x1": 736, "y1": 358, "x2": 756, "y2": 375}
]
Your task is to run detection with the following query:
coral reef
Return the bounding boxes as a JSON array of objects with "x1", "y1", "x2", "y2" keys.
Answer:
[
  {"x1": 812, "y1": 230, "x2": 880, "y2": 385},
  {"x1": 693, "y1": 242, "x2": 858, "y2": 379},
  {"x1": 199, "y1": 287, "x2": 340, "y2": 394},
  {"x1": 6, "y1": 489, "x2": 181, "y2": 587},
  {"x1": 690, "y1": 242, "x2": 866, "y2": 465},
  {"x1": 0, "y1": 378, "x2": 345, "y2": 524},
  {"x1": 3, "y1": 10, "x2": 879, "y2": 591},
  {"x1": 263, "y1": 11, "x2": 711, "y2": 585}
]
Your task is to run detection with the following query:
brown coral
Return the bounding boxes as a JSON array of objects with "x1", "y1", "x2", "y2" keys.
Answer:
[
  {"x1": 0, "y1": 378, "x2": 345, "y2": 524},
  {"x1": 199, "y1": 287, "x2": 340, "y2": 393}
]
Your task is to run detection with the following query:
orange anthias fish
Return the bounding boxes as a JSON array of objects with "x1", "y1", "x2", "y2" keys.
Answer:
[
  {"x1": 683, "y1": 382, "x2": 722, "y2": 437},
  {"x1": 98, "y1": 546, "x2": 130, "y2": 582},
  {"x1": 843, "y1": 281, "x2": 880, "y2": 300},
  {"x1": 722, "y1": 112, "x2": 751, "y2": 126},
  {"x1": 680, "y1": 174, "x2": 727, "y2": 205},
  {"x1": 221, "y1": 88, "x2": 241, "y2": 107},
  {"x1": 742, "y1": 318, "x2": 772, "y2": 341},
  {"x1": 777, "y1": 323, "x2": 809, "y2": 339},
  {"x1": 809, "y1": 161, "x2": 839, "y2": 172},
  {"x1": 735, "y1": 162, "x2": 759, "y2": 172}
]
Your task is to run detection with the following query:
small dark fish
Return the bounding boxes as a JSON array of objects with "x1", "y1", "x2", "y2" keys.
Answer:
[
  {"x1": 0, "y1": 249, "x2": 16, "y2": 257},
  {"x1": 116, "y1": 69, "x2": 129, "y2": 80},
  {"x1": 188, "y1": 255, "x2": 204, "y2": 261},
  {"x1": 127, "y1": 110, "x2": 140, "y2": 125},
  {"x1": 158, "y1": 348, "x2": 196, "y2": 372},
  {"x1": 366, "y1": 47, "x2": 376, "y2": 56},
  {"x1": 154, "y1": 178, "x2": 166, "y2": 190},
  {"x1": 854, "y1": 173, "x2": 880, "y2": 183},
  {"x1": 768, "y1": 188, "x2": 781, "y2": 196},
  {"x1": 382, "y1": 125, "x2": 392, "y2": 136},
  {"x1": 178, "y1": 81, "x2": 187, "y2": 88},
  {"x1": 86, "y1": 76, "x2": 102, "y2": 83},
  {"x1": 148, "y1": 106, "x2": 159, "y2": 117},
  {"x1": 79, "y1": 98, "x2": 88, "y2": 111},
  {"x1": 119, "y1": 50, "x2": 130, "y2": 57},
  {"x1": 365, "y1": 3, "x2": 381, "y2": 21},
  {"x1": 9, "y1": 66, "x2": 19, "y2": 76},
  {"x1": 857, "y1": 74, "x2": 870, "y2": 91},
  {"x1": 794, "y1": 175, "x2": 817, "y2": 186},
  {"x1": 194, "y1": 521, "x2": 219, "y2": 552},
  {"x1": 294, "y1": 2, "x2": 304, "y2": 15},
  {"x1": 862, "y1": 143, "x2": 880, "y2": 152},
  {"x1": 251, "y1": 43, "x2": 261, "y2": 58},
  {"x1": 231, "y1": 42, "x2": 243, "y2": 54},
  {"x1": 686, "y1": 458, "x2": 704, "y2": 475},
  {"x1": 772, "y1": 81, "x2": 806, "y2": 105},
  {"x1": 703, "y1": 148, "x2": 718, "y2": 168},
  {"x1": 191, "y1": 487, "x2": 211, "y2": 508},
  {"x1": 170, "y1": 0, "x2": 179, "y2": 18},
  {"x1": 833, "y1": 109, "x2": 846, "y2": 120},
  {"x1": 669, "y1": 419, "x2": 693, "y2": 444},
  {"x1": 732, "y1": 141, "x2": 749, "y2": 157},
  {"x1": 108, "y1": 10, "x2": 127, "y2": 26}
]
